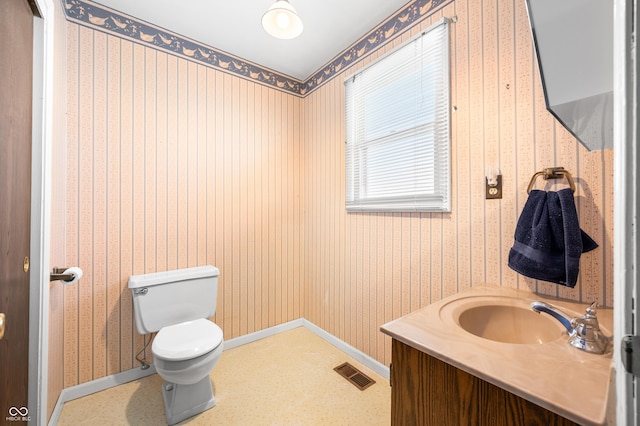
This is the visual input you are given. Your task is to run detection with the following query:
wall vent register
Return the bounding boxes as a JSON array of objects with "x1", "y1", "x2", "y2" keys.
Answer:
[{"x1": 333, "y1": 362, "x2": 376, "y2": 391}]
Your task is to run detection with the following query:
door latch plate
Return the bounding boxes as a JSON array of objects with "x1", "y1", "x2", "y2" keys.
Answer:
[
  {"x1": 621, "y1": 335, "x2": 640, "y2": 377},
  {"x1": 0, "y1": 313, "x2": 5, "y2": 340}
]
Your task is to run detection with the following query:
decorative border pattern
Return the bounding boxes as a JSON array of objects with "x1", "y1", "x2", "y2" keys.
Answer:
[
  {"x1": 63, "y1": 0, "x2": 451, "y2": 97},
  {"x1": 301, "y1": 0, "x2": 451, "y2": 95}
]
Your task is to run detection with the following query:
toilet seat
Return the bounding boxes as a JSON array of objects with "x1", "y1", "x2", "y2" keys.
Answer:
[{"x1": 153, "y1": 318, "x2": 223, "y2": 361}]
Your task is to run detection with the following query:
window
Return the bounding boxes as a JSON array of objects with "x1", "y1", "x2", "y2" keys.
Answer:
[{"x1": 345, "y1": 18, "x2": 450, "y2": 212}]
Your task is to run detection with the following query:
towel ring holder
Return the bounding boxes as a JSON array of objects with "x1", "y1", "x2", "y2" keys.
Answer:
[{"x1": 527, "y1": 167, "x2": 576, "y2": 194}]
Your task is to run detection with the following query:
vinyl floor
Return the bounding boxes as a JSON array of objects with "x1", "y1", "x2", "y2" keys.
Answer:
[{"x1": 56, "y1": 326, "x2": 391, "y2": 425}]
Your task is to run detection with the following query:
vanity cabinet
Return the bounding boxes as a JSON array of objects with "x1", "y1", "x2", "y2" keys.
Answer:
[{"x1": 390, "y1": 339, "x2": 578, "y2": 426}]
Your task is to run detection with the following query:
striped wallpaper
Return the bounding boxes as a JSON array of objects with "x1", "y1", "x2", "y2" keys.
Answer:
[
  {"x1": 59, "y1": 22, "x2": 304, "y2": 389},
  {"x1": 48, "y1": 0, "x2": 69, "y2": 420},
  {"x1": 301, "y1": 0, "x2": 613, "y2": 366},
  {"x1": 49, "y1": 0, "x2": 614, "y2": 416}
]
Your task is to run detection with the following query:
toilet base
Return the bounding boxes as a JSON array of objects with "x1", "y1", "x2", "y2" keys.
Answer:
[{"x1": 160, "y1": 376, "x2": 216, "y2": 425}]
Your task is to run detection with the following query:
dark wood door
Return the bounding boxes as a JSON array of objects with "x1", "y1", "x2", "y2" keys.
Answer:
[{"x1": 0, "y1": 0, "x2": 34, "y2": 421}]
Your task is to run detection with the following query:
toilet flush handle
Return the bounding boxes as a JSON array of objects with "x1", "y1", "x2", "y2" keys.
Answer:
[{"x1": 133, "y1": 288, "x2": 148, "y2": 295}]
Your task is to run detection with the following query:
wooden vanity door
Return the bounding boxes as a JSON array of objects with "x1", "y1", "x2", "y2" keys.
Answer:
[{"x1": 390, "y1": 339, "x2": 578, "y2": 426}]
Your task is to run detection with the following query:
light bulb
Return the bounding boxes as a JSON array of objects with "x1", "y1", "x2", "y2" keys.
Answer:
[
  {"x1": 262, "y1": 0, "x2": 303, "y2": 39},
  {"x1": 276, "y1": 12, "x2": 290, "y2": 29}
]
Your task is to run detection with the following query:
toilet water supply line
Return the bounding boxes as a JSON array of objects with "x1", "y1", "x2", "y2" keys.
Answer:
[{"x1": 136, "y1": 332, "x2": 156, "y2": 370}]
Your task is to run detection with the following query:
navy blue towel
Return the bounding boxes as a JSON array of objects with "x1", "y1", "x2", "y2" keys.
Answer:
[{"x1": 508, "y1": 188, "x2": 597, "y2": 288}]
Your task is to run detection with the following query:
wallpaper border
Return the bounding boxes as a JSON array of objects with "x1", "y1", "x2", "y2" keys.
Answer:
[{"x1": 63, "y1": 0, "x2": 452, "y2": 96}]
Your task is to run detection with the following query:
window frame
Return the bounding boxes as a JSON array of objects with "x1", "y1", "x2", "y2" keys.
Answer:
[{"x1": 344, "y1": 18, "x2": 451, "y2": 213}]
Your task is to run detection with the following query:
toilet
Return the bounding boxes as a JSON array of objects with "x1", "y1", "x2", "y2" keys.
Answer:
[{"x1": 128, "y1": 266, "x2": 224, "y2": 425}]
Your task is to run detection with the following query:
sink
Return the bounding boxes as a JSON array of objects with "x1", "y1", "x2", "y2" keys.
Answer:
[
  {"x1": 381, "y1": 286, "x2": 615, "y2": 426},
  {"x1": 457, "y1": 304, "x2": 565, "y2": 344},
  {"x1": 440, "y1": 296, "x2": 567, "y2": 344}
]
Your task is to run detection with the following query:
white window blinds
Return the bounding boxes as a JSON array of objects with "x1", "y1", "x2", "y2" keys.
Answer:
[{"x1": 345, "y1": 18, "x2": 450, "y2": 212}]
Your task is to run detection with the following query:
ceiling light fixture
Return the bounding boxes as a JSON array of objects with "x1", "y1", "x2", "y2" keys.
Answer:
[{"x1": 262, "y1": 0, "x2": 303, "y2": 40}]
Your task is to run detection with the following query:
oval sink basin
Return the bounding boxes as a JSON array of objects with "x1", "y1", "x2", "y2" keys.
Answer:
[
  {"x1": 457, "y1": 304, "x2": 565, "y2": 344},
  {"x1": 439, "y1": 296, "x2": 569, "y2": 345}
]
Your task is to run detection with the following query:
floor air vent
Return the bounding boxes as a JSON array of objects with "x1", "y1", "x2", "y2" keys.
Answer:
[{"x1": 334, "y1": 362, "x2": 375, "y2": 391}]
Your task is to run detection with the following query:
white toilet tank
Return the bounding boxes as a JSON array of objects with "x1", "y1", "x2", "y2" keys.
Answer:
[{"x1": 128, "y1": 265, "x2": 220, "y2": 334}]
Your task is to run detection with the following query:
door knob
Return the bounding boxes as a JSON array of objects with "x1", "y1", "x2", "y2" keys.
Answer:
[{"x1": 0, "y1": 313, "x2": 5, "y2": 340}]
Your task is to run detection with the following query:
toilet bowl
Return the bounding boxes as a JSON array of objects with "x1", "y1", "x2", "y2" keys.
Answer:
[
  {"x1": 128, "y1": 266, "x2": 224, "y2": 425},
  {"x1": 153, "y1": 320, "x2": 224, "y2": 424},
  {"x1": 152, "y1": 319, "x2": 224, "y2": 385}
]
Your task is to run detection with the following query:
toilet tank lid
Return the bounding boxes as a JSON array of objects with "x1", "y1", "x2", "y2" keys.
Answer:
[{"x1": 128, "y1": 265, "x2": 219, "y2": 289}]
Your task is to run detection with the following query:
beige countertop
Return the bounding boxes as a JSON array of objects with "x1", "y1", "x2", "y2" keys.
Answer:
[{"x1": 380, "y1": 284, "x2": 613, "y2": 426}]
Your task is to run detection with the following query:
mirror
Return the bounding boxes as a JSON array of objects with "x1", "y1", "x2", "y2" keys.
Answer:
[{"x1": 525, "y1": 0, "x2": 613, "y2": 151}]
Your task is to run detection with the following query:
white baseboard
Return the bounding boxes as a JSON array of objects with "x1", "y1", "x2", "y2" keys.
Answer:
[
  {"x1": 48, "y1": 318, "x2": 389, "y2": 425},
  {"x1": 223, "y1": 318, "x2": 306, "y2": 350},
  {"x1": 223, "y1": 319, "x2": 389, "y2": 380},
  {"x1": 301, "y1": 320, "x2": 390, "y2": 380},
  {"x1": 48, "y1": 364, "x2": 157, "y2": 425}
]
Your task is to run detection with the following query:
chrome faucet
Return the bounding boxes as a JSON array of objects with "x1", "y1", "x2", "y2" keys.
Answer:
[{"x1": 531, "y1": 301, "x2": 609, "y2": 354}]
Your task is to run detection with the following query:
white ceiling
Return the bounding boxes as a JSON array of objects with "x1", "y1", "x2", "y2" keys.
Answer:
[{"x1": 94, "y1": 0, "x2": 411, "y2": 81}]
